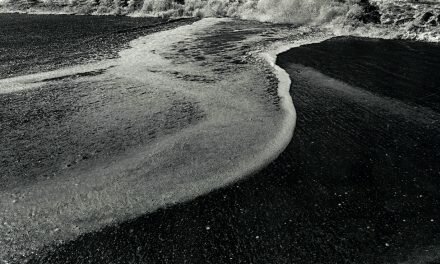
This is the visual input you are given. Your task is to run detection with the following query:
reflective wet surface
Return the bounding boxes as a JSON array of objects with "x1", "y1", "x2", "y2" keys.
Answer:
[{"x1": 31, "y1": 37, "x2": 440, "y2": 264}]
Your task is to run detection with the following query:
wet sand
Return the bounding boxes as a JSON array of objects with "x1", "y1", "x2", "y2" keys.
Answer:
[
  {"x1": 29, "y1": 37, "x2": 440, "y2": 263},
  {"x1": 0, "y1": 13, "x2": 194, "y2": 79},
  {"x1": 0, "y1": 15, "x2": 198, "y2": 190},
  {"x1": 1, "y1": 17, "x2": 289, "y2": 262}
]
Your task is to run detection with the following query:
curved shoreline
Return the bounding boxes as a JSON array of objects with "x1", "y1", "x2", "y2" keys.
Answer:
[
  {"x1": 24, "y1": 39, "x2": 316, "y2": 264},
  {"x1": 3, "y1": 13, "x2": 440, "y2": 264},
  {"x1": 2, "y1": 18, "x2": 314, "y2": 262},
  {"x1": 24, "y1": 34, "x2": 335, "y2": 262},
  {"x1": 29, "y1": 36, "x2": 440, "y2": 264}
]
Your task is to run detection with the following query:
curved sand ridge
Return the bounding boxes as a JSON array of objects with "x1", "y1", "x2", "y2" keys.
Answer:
[{"x1": 0, "y1": 18, "x2": 331, "y2": 261}]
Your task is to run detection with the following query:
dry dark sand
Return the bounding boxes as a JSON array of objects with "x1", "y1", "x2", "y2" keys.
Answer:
[{"x1": 27, "y1": 37, "x2": 440, "y2": 263}]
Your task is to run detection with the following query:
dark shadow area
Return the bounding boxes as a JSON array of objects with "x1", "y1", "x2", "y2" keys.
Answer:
[{"x1": 280, "y1": 36, "x2": 440, "y2": 112}]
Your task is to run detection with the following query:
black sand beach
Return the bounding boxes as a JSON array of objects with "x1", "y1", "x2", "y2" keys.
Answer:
[
  {"x1": 0, "y1": 13, "x2": 194, "y2": 79},
  {"x1": 28, "y1": 37, "x2": 440, "y2": 264},
  {"x1": 0, "y1": 14, "x2": 198, "y2": 190}
]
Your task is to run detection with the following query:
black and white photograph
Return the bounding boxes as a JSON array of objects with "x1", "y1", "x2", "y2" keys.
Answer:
[{"x1": 0, "y1": 0, "x2": 440, "y2": 263}]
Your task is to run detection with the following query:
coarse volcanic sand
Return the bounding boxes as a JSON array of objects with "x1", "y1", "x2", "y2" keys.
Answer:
[{"x1": 30, "y1": 37, "x2": 440, "y2": 264}]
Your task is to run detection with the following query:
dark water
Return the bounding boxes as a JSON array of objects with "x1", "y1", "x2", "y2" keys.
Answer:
[
  {"x1": 28, "y1": 37, "x2": 440, "y2": 263},
  {"x1": 0, "y1": 13, "x2": 191, "y2": 78}
]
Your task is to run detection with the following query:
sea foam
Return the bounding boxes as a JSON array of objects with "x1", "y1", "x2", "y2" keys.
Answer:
[
  {"x1": 1, "y1": 0, "x2": 440, "y2": 262},
  {"x1": 0, "y1": 18, "x2": 327, "y2": 261},
  {"x1": 2, "y1": 0, "x2": 439, "y2": 42},
  {"x1": 0, "y1": 0, "x2": 352, "y2": 22}
]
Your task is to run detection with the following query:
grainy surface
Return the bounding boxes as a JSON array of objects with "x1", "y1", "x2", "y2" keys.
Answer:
[
  {"x1": 0, "y1": 13, "x2": 193, "y2": 78},
  {"x1": 0, "y1": 14, "x2": 200, "y2": 190},
  {"x1": 0, "y1": 17, "x2": 288, "y2": 263},
  {"x1": 29, "y1": 37, "x2": 440, "y2": 264}
]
